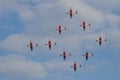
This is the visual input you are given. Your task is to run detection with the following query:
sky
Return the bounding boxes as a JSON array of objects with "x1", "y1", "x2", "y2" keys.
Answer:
[{"x1": 0, "y1": 0, "x2": 120, "y2": 80}]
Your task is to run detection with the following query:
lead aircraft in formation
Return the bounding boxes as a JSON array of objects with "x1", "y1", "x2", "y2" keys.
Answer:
[{"x1": 66, "y1": 8, "x2": 78, "y2": 19}]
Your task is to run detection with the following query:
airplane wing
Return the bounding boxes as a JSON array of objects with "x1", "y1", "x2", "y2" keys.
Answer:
[
  {"x1": 53, "y1": 42, "x2": 56, "y2": 45},
  {"x1": 82, "y1": 54, "x2": 85, "y2": 57},
  {"x1": 70, "y1": 66, "x2": 74, "y2": 68},
  {"x1": 68, "y1": 53, "x2": 71, "y2": 56},
  {"x1": 27, "y1": 45, "x2": 30, "y2": 47},
  {"x1": 96, "y1": 40, "x2": 99, "y2": 42},
  {"x1": 75, "y1": 11, "x2": 78, "y2": 14},
  {"x1": 79, "y1": 64, "x2": 82, "y2": 68},
  {"x1": 60, "y1": 54, "x2": 63, "y2": 56},
  {"x1": 104, "y1": 38, "x2": 107, "y2": 41},
  {"x1": 66, "y1": 12, "x2": 70, "y2": 14},
  {"x1": 80, "y1": 24, "x2": 83, "y2": 27}
]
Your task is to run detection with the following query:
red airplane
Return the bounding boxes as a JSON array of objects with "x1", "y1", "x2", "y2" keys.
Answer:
[
  {"x1": 80, "y1": 20, "x2": 91, "y2": 31},
  {"x1": 96, "y1": 36, "x2": 107, "y2": 46},
  {"x1": 45, "y1": 39, "x2": 56, "y2": 50},
  {"x1": 82, "y1": 51, "x2": 93, "y2": 61},
  {"x1": 56, "y1": 25, "x2": 67, "y2": 35},
  {"x1": 27, "y1": 40, "x2": 38, "y2": 51},
  {"x1": 71, "y1": 62, "x2": 82, "y2": 72},
  {"x1": 60, "y1": 51, "x2": 71, "y2": 60},
  {"x1": 66, "y1": 8, "x2": 78, "y2": 19}
]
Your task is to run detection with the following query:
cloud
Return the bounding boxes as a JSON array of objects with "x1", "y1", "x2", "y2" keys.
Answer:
[
  {"x1": 45, "y1": 59, "x2": 72, "y2": 71},
  {"x1": 0, "y1": 54, "x2": 46, "y2": 78},
  {"x1": 83, "y1": 0, "x2": 120, "y2": 13},
  {"x1": 0, "y1": 34, "x2": 35, "y2": 53},
  {"x1": 80, "y1": 60, "x2": 115, "y2": 74},
  {"x1": 105, "y1": 14, "x2": 120, "y2": 28},
  {"x1": 0, "y1": 0, "x2": 21, "y2": 16},
  {"x1": 18, "y1": 10, "x2": 37, "y2": 23},
  {"x1": 107, "y1": 30, "x2": 120, "y2": 49}
]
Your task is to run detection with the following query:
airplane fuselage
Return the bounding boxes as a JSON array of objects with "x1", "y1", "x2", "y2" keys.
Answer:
[
  {"x1": 48, "y1": 41, "x2": 51, "y2": 50},
  {"x1": 70, "y1": 9, "x2": 72, "y2": 18},
  {"x1": 85, "y1": 52, "x2": 89, "y2": 60},
  {"x1": 58, "y1": 25, "x2": 62, "y2": 34},
  {"x1": 63, "y1": 51, "x2": 66, "y2": 60},
  {"x1": 74, "y1": 63, "x2": 77, "y2": 72},
  {"x1": 83, "y1": 21, "x2": 86, "y2": 30},
  {"x1": 30, "y1": 41, "x2": 33, "y2": 51},
  {"x1": 99, "y1": 37, "x2": 102, "y2": 46}
]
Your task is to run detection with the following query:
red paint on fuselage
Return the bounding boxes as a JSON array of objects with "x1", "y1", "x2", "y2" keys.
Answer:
[
  {"x1": 63, "y1": 51, "x2": 66, "y2": 60},
  {"x1": 70, "y1": 9, "x2": 72, "y2": 18},
  {"x1": 30, "y1": 41, "x2": 33, "y2": 51},
  {"x1": 99, "y1": 36, "x2": 102, "y2": 46},
  {"x1": 85, "y1": 51, "x2": 89, "y2": 60},
  {"x1": 48, "y1": 40, "x2": 51, "y2": 50},
  {"x1": 58, "y1": 25, "x2": 62, "y2": 34},
  {"x1": 83, "y1": 21, "x2": 86, "y2": 30},
  {"x1": 74, "y1": 62, "x2": 77, "y2": 72},
  {"x1": 30, "y1": 41, "x2": 32, "y2": 47}
]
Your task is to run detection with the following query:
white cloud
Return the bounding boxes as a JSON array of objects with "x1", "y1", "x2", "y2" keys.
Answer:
[
  {"x1": 0, "y1": 54, "x2": 46, "y2": 78},
  {"x1": 82, "y1": 0, "x2": 120, "y2": 13},
  {"x1": 0, "y1": 0, "x2": 20, "y2": 16},
  {"x1": 18, "y1": 10, "x2": 36, "y2": 23},
  {"x1": 107, "y1": 30, "x2": 120, "y2": 49},
  {"x1": 79, "y1": 60, "x2": 116, "y2": 74},
  {"x1": 105, "y1": 14, "x2": 120, "y2": 28},
  {"x1": 0, "y1": 34, "x2": 31, "y2": 53}
]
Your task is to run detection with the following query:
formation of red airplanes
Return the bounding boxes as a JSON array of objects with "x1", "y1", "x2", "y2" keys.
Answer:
[{"x1": 27, "y1": 8, "x2": 107, "y2": 72}]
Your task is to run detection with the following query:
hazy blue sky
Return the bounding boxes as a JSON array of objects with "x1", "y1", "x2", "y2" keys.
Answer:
[{"x1": 0, "y1": 0, "x2": 120, "y2": 80}]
